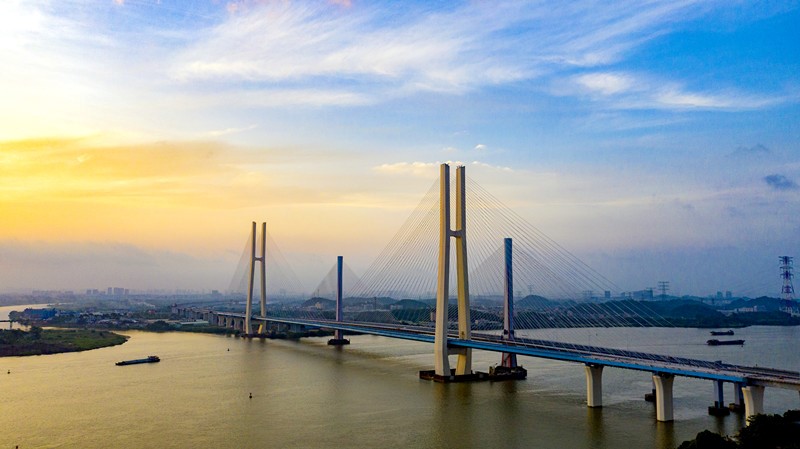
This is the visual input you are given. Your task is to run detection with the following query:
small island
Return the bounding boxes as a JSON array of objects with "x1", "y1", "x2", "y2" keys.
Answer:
[{"x1": 0, "y1": 327, "x2": 128, "y2": 357}]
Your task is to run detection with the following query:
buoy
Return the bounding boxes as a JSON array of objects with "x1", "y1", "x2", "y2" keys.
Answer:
[{"x1": 249, "y1": 393, "x2": 252, "y2": 399}]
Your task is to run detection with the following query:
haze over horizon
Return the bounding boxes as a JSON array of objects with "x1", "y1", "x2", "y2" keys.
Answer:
[{"x1": 1, "y1": 1, "x2": 798, "y2": 297}]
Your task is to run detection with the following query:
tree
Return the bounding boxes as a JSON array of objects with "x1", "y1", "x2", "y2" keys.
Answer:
[
  {"x1": 29, "y1": 326, "x2": 42, "y2": 340},
  {"x1": 738, "y1": 414, "x2": 800, "y2": 449},
  {"x1": 677, "y1": 430, "x2": 736, "y2": 449}
]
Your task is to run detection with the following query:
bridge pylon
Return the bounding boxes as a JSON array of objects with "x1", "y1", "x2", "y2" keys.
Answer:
[
  {"x1": 488, "y1": 237, "x2": 527, "y2": 380},
  {"x1": 328, "y1": 255, "x2": 350, "y2": 346},
  {"x1": 244, "y1": 221, "x2": 267, "y2": 336},
  {"x1": 421, "y1": 163, "x2": 480, "y2": 381}
]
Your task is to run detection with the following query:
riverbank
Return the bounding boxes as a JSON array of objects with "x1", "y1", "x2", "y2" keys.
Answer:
[{"x1": 0, "y1": 328, "x2": 128, "y2": 357}]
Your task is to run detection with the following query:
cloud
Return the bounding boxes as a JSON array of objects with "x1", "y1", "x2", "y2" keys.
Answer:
[
  {"x1": 373, "y1": 162, "x2": 441, "y2": 177},
  {"x1": 470, "y1": 161, "x2": 512, "y2": 172},
  {"x1": 372, "y1": 160, "x2": 512, "y2": 178},
  {"x1": 0, "y1": 137, "x2": 351, "y2": 210},
  {"x1": 170, "y1": 1, "x2": 717, "y2": 100},
  {"x1": 575, "y1": 72, "x2": 634, "y2": 95},
  {"x1": 5, "y1": 0, "x2": 791, "y2": 126},
  {"x1": 764, "y1": 174, "x2": 798, "y2": 191},
  {"x1": 568, "y1": 71, "x2": 782, "y2": 111},
  {"x1": 175, "y1": 88, "x2": 374, "y2": 108},
  {"x1": 474, "y1": 144, "x2": 487, "y2": 151},
  {"x1": 203, "y1": 124, "x2": 258, "y2": 138}
]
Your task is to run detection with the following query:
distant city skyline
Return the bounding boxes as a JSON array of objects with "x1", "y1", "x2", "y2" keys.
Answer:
[{"x1": 0, "y1": 1, "x2": 798, "y2": 296}]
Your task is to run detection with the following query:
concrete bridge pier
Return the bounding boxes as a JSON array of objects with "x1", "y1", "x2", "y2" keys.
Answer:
[
  {"x1": 729, "y1": 382, "x2": 744, "y2": 413},
  {"x1": 584, "y1": 364, "x2": 603, "y2": 408},
  {"x1": 708, "y1": 380, "x2": 730, "y2": 416},
  {"x1": 653, "y1": 373, "x2": 675, "y2": 422},
  {"x1": 742, "y1": 385, "x2": 765, "y2": 423}
]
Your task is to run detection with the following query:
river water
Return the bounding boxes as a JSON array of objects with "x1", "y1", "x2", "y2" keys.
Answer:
[{"x1": 1, "y1": 306, "x2": 798, "y2": 448}]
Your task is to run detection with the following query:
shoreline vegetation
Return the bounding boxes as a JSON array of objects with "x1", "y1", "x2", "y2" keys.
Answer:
[
  {"x1": 678, "y1": 412, "x2": 800, "y2": 449},
  {"x1": 0, "y1": 326, "x2": 128, "y2": 357},
  {"x1": 0, "y1": 327, "x2": 128, "y2": 357},
  {"x1": 0, "y1": 323, "x2": 329, "y2": 358}
]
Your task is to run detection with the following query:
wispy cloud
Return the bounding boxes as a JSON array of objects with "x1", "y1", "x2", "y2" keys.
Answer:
[
  {"x1": 203, "y1": 124, "x2": 258, "y2": 138},
  {"x1": 470, "y1": 161, "x2": 512, "y2": 172},
  {"x1": 568, "y1": 71, "x2": 783, "y2": 110},
  {"x1": 373, "y1": 160, "x2": 512, "y2": 177},
  {"x1": 170, "y1": 0, "x2": 724, "y2": 104},
  {"x1": 0, "y1": 137, "x2": 341, "y2": 207},
  {"x1": 575, "y1": 72, "x2": 634, "y2": 95},
  {"x1": 3, "y1": 0, "x2": 792, "y2": 128},
  {"x1": 373, "y1": 161, "x2": 441, "y2": 177}
]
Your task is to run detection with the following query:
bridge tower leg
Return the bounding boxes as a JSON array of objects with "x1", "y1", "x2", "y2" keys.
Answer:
[
  {"x1": 585, "y1": 364, "x2": 603, "y2": 408},
  {"x1": 425, "y1": 163, "x2": 478, "y2": 382},
  {"x1": 453, "y1": 165, "x2": 472, "y2": 376},
  {"x1": 742, "y1": 385, "x2": 765, "y2": 423},
  {"x1": 653, "y1": 373, "x2": 675, "y2": 422},
  {"x1": 328, "y1": 256, "x2": 350, "y2": 346},
  {"x1": 245, "y1": 222, "x2": 267, "y2": 337},
  {"x1": 258, "y1": 221, "x2": 267, "y2": 334},
  {"x1": 433, "y1": 163, "x2": 452, "y2": 378}
]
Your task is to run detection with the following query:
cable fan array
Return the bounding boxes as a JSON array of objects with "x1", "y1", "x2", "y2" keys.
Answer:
[
  {"x1": 228, "y1": 229, "x2": 304, "y2": 301},
  {"x1": 232, "y1": 170, "x2": 677, "y2": 357}
]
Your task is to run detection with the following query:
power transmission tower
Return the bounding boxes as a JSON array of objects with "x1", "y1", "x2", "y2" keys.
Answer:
[
  {"x1": 658, "y1": 281, "x2": 669, "y2": 301},
  {"x1": 780, "y1": 256, "x2": 795, "y2": 313}
]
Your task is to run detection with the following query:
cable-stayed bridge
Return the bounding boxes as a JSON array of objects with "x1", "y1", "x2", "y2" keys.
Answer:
[{"x1": 177, "y1": 163, "x2": 800, "y2": 424}]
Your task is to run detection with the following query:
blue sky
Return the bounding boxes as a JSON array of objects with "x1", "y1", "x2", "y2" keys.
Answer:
[{"x1": 0, "y1": 0, "x2": 798, "y2": 296}]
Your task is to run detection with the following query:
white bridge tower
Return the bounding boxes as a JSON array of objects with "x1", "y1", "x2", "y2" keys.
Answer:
[{"x1": 433, "y1": 163, "x2": 473, "y2": 377}]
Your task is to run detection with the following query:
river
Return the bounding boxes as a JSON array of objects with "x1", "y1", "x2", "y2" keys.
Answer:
[{"x1": 1, "y1": 308, "x2": 798, "y2": 448}]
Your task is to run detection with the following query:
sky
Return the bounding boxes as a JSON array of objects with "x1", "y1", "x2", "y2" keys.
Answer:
[{"x1": 0, "y1": 0, "x2": 799, "y2": 297}]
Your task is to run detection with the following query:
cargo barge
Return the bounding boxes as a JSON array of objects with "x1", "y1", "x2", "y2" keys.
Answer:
[
  {"x1": 115, "y1": 355, "x2": 160, "y2": 366},
  {"x1": 710, "y1": 330, "x2": 734, "y2": 336},
  {"x1": 707, "y1": 339, "x2": 745, "y2": 346}
]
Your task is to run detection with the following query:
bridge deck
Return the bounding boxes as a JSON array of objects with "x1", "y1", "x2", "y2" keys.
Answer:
[{"x1": 216, "y1": 312, "x2": 800, "y2": 390}]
